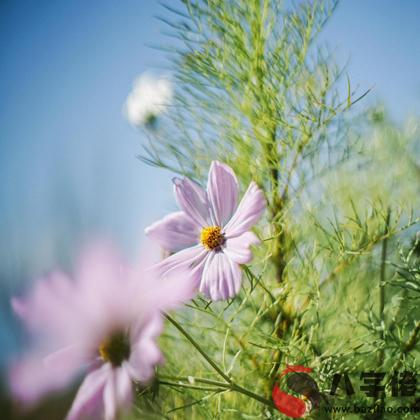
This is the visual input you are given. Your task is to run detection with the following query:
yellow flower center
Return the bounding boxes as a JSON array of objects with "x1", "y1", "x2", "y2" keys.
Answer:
[
  {"x1": 98, "y1": 331, "x2": 130, "y2": 367},
  {"x1": 200, "y1": 226, "x2": 224, "y2": 250}
]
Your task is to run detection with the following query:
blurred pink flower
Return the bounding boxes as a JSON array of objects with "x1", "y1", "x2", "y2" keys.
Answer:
[
  {"x1": 145, "y1": 161, "x2": 266, "y2": 301},
  {"x1": 9, "y1": 244, "x2": 192, "y2": 420}
]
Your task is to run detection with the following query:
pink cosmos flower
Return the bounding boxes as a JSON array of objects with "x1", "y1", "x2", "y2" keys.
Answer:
[
  {"x1": 145, "y1": 161, "x2": 266, "y2": 301},
  {"x1": 9, "y1": 244, "x2": 193, "y2": 420}
]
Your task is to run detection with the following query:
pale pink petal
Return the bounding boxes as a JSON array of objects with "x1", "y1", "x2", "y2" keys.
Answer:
[
  {"x1": 10, "y1": 355, "x2": 66, "y2": 404},
  {"x1": 138, "y1": 270, "x2": 198, "y2": 314},
  {"x1": 224, "y1": 181, "x2": 266, "y2": 238},
  {"x1": 207, "y1": 161, "x2": 239, "y2": 226},
  {"x1": 103, "y1": 368, "x2": 132, "y2": 420},
  {"x1": 67, "y1": 364, "x2": 111, "y2": 420},
  {"x1": 153, "y1": 252, "x2": 208, "y2": 305},
  {"x1": 71, "y1": 245, "x2": 140, "y2": 347},
  {"x1": 9, "y1": 345, "x2": 87, "y2": 404},
  {"x1": 127, "y1": 315, "x2": 164, "y2": 383},
  {"x1": 75, "y1": 243, "x2": 125, "y2": 293},
  {"x1": 130, "y1": 313, "x2": 163, "y2": 345},
  {"x1": 147, "y1": 245, "x2": 208, "y2": 294},
  {"x1": 145, "y1": 211, "x2": 199, "y2": 252},
  {"x1": 43, "y1": 344, "x2": 93, "y2": 376},
  {"x1": 173, "y1": 177, "x2": 210, "y2": 227},
  {"x1": 138, "y1": 253, "x2": 206, "y2": 319},
  {"x1": 115, "y1": 367, "x2": 133, "y2": 412},
  {"x1": 150, "y1": 245, "x2": 205, "y2": 275},
  {"x1": 103, "y1": 375, "x2": 116, "y2": 420},
  {"x1": 199, "y1": 252, "x2": 242, "y2": 301},
  {"x1": 136, "y1": 241, "x2": 162, "y2": 267},
  {"x1": 223, "y1": 232, "x2": 260, "y2": 264},
  {"x1": 11, "y1": 272, "x2": 76, "y2": 341}
]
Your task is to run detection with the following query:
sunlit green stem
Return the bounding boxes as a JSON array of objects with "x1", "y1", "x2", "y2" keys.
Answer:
[
  {"x1": 378, "y1": 208, "x2": 391, "y2": 368},
  {"x1": 164, "y1": 313, "x2": 275, "y2": 409},
  {"x1": 164, "y1": 313, "x2": 232, "y2": 384},
  {"x1": 390, "y1": 320, "x2": 420, "y2": 373},
  {"x1": 159, "y1": 375, "x2": 230, "y2": 388},
  {"x1": 158, "y1": 380, "x2": 225, "y2": 392}
]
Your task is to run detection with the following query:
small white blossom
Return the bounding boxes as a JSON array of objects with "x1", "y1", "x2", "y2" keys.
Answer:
[{"x1": 124, "y1": 73, "x2": 172, "y2": 127}]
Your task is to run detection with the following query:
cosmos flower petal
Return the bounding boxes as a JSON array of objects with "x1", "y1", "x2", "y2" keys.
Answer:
[
  {"x1": 43, "y1": 344, "x2": 92, "y2": 377},
  {"x1": 10, "y1": 347, "x2": 82, "y2": 406},
  {"x1": 75, "y1": 243, "x2": 125, "y2": 293},
  {"x1": 148, "y1": 245, "x2": 208, "y2": 292},
  {"x1": 102, "y1": 367, "x2": 132, "y2": 420},
  {"x1": 103, "y1": 374, "x2": 116, "y2": 420},
  {"x1": 11, "y1": 271, "x2": 76, "y2": 341},
  {"x1": 115, "y1": 367, "x2": 133, "y2": 413},
  {"x1": 223, "y1": 231, "x2": 260, "y2": 264},
  {"x1": 173, "y1": 177, "x2": 210, "y2": 227},
  {"x1": 126, "y1": 347, "x2": 162, "y2": 383},
  {"x1": 200, "y1": 252, "x2": 242, "y2": 301},
  {"x1": 131, "y1": 313, "x2": 163, "y2": 344},
  {"x1": 66, "y1": 363, "x2": 111, "y2": 420},
  {"x1": 145, "y1": 211, "x2": 199, "y2": 252},
  {"x1": 207, "y1": 161, "x2": 239, "y2": 226},
  {"x1": 127, "y1": 316, "x2": 164, "y2": 383},
  {"x1": 224, "y1": 181, "x2": 266, "y2": 238}
]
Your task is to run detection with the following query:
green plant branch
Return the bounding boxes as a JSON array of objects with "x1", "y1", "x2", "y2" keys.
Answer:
[
  {"x1": 375, "y1": 208, "x2": 391, "y2": 418},
  {"x1": 164, "y1": 313, "x2": 275, "y2": 409},
  {"x1": 186, "y1": 297, "x2": 264, "y2": 373},
  {"x1": 164, "y1": 313, "x2": 232, "y2": 384},
  {"x1": 378, "y1": 208, "x2": 391, "y2": 369},
  {"x1": 158, "y1": 380, "x2": 225, "y2": 393},
  {"x1": 159, "y1": 375, "x2": 229, "y2": 388},
  {"x1": 391, "y1": 321, "x2": 420, "y2": 373},
  {"x1": 318, "y1": 217, "x2": 419, "y2": 292}
]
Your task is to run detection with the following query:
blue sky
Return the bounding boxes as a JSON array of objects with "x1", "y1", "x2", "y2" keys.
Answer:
[
  {"x1": 321, "y1": 0, "x2": 420, "y2": 118},
  {"x1": 0, "y1": 0, "x2": 419, "y2": 364}
]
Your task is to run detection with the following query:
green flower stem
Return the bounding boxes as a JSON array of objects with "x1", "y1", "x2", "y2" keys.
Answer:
[
  {"x1": 402, "y1": 321, "x2": 420, "y2": 354},
  {"x1": 229, "y1": 383, "x2": 275, "y2": 409},
  {"x1": 164, "y1": 313, "x2": 275, "y2": 409},
  {"x1": 382, "y1": 321, "x2": 420, "y2": 411},
  {"x1": 159, "y1": 376, "x2": 275, "y2": 409},
  {"x1": 390, "y1": 320, "x2": 420, "y2": 373},
  {"x1": 159, "y1": 376, "x2": 231, "y2": 388},
  {"x1": 164, "y1": 313, "x2": 232, "y2": 384},
  {"x1": 376, "y1": 208, "x2": 391, "y2": 418},
  {"x1": 158, "y1": 380, "x2": 225, "y2": 393},
  {"x1": 378, "y1": 208, "x2": 391, "y2": 368}
]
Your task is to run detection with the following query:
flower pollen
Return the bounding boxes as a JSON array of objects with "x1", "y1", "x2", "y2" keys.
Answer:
[
  {"x1": 99, "y1": 331, "x2": 131, "y2": 367},
  {"x1": 200, "y1": 226, "x2": 224, "y2": 250}
]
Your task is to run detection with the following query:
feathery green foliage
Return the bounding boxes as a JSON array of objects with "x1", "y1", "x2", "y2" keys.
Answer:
[{"x1": 133, "y1": 1, "x2": 420, "y2": 418}]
